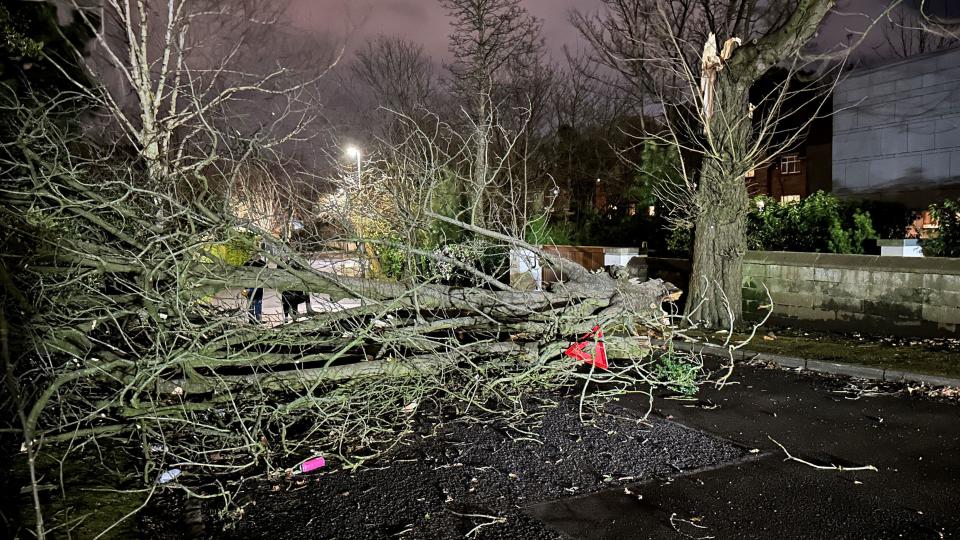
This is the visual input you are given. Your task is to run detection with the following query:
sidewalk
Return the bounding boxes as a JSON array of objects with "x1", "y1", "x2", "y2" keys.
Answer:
[
  {"x1": 210, "y1": 289, "x2": 362, "y2": 326},
  {"x1": 528, "y1": 363, "x2": 960, "y2": 539},
  {"x1": 675, "y1": 328, "x2": 960, "y2": 378},
  {"x1": 669, "y1": 339, "x2": 960, "y2": 388},
  {"x1": 209, "y1": 254, "x2": 363, "y2": 326}
]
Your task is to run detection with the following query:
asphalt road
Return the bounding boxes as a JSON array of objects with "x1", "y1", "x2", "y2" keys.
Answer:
[{"x1": 528, "y1": 365, "x2": 960, "y2": 539}]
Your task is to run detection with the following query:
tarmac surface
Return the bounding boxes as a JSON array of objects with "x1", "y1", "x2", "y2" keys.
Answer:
[{"x1": 528, "y1": 364, "x2": 960, "y2": 539}]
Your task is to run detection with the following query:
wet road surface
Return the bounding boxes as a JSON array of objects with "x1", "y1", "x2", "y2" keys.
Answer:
[{"x1": 529, "y1": 364, "x2": 960, "y2": 539}]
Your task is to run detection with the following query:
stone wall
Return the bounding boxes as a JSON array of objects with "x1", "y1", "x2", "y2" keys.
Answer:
[
  {"x1": 743, "y1": 251, "x2": 960, "y2": 336},
  {"x1": 832, "y1": 46, "x2": 960, "y2": 206}
]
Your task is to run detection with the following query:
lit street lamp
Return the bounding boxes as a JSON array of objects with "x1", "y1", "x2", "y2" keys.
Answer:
[
  {"x1": 344, "y1": 145, "x2": 368, "y2": 276},
  {"x1": 345, "y1": 145, "x2": 361, "y2": 188}
]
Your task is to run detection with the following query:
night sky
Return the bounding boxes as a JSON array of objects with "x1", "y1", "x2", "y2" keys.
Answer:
[
  {"x1": 283, "y1": 0, "x2": 958, "y2": 64},
  {"x1": 286, "y1": 0, "x2": 603, "y2": 61}
]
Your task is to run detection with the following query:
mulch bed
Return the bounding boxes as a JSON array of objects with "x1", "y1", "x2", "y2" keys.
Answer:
[{"x1": 141, "y1": 395, "x2": 746, "y2": 539}]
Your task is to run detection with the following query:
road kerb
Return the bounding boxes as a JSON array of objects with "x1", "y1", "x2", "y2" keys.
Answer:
[{"x1": 666, "y1": 340, "x2": 960, "y2": 388}]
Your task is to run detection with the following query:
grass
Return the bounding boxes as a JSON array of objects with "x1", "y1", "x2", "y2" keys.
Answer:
[
  {"x1": 6, "y1": 445, "x2": 147, "y2": 539},
  {"x1": 688, "y1": 328, "x2": 960, "y2": 379}
]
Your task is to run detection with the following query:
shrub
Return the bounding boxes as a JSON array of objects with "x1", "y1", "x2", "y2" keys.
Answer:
[
  {"x1": 206, "y1": 230, "x2": 259, "y2": 265},
  {"x1": 652, "y1": 347, "x2": 700, "y2": 395},
  {"x1": 525, "y1": 213, "x2": 553, "y2": 245},
  {"x1": 526, "y1": 211, "x2": 599, "y2": 246},
  {"x1": 664, "y1": 226, "x2": 692, "y2": 256},
  {"x1": 543, "y1": 220, "x2": 581, "y2": 245},
  {"x1": 746, "y1": 195, "x2": 780, "y2": 251},
  {"x1": 852, "y1": 200, "x2": 912, "y2": 239},
  {"x1": 923, "y1": 198, "x2": 960, "y2": 258},
  {"x1": 431, "y1": 239, "x2": 490, "y2": 285},
  {"x1": 374, "y1": 238, "x2": 409, "y2": 280},
  {"x1": 747, "y1": 191, "x2": 876, "y2": 254},
  {"x1": 847, "y1": 210, "x2": 876, "y2": 254}
]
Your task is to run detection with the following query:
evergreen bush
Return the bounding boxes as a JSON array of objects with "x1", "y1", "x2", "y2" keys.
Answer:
[
  {"x1": 923, "y1": 198, "x2": 960, "y2": 258},
  {"x1": 746, "y1": 191, "x2": 876, "y2": 254}
]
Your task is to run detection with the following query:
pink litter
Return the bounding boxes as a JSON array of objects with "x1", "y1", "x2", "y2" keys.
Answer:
[{"x1": 291, "y1": 456, "x2": 326, "y2": 476}]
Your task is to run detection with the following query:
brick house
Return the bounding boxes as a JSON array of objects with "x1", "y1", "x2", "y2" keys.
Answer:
[
  {"x1": 747, "y1": 152, "x2": 808, "y2": 201},
  {"x1": 746, "y1": 110, "x2": 833, "y2": 202}
]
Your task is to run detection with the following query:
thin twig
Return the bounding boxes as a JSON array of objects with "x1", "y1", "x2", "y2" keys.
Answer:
[{"x1": 768, "y1": 436, "x2": 878, "y2": 472}]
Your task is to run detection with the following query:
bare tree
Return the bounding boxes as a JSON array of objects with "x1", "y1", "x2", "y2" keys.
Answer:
[
  {"x1": 61, "y1": 0, "x2": 337, "y2": 188},
  {"x1": 575, "y1": 0, "x2": 838, "y2": 328},
  {"x1": 343, "y1": 35, "x2": 440, "y2": 152},
  {"x1": 914, "y1": 0, "x2": 960, "y2": 40},
  {"x1": 551, "y1": 50, "x2": 629, "y2": 133},
  {"x1": 881, "y1": 4, "x2": 958, "y2": 58},
  {"x1": 353, "y1": 36, "x2": 435, "y2": 117},
  {"x1": 440, "y1": 0, "x2": 550, "y2": 233}
]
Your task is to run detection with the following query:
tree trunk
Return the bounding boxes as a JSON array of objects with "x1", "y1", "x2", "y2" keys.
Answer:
[
  {"x1": 471, "y1": 94, "x2": 491, "y2": 230},
  {"x1": 687, "y1": 78, "x2": 751, "y2": 328},
  {"x1": 680, "y1": 0, "x2": 837, "y2": 328},
  {"x1": 687, "y1": 160, "x2": 748, "y2": 328}
]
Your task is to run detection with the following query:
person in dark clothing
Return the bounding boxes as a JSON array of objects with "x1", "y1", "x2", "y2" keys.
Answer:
[
  {"x1": 281, "y1": 290, "x2": 313, "y2": 322},
  {"x1": 243, "y1": 255, "x2": 266, "y2": 322},
  {"x1": 280, "y1": 255, "x2": 316, "y2": 323}
]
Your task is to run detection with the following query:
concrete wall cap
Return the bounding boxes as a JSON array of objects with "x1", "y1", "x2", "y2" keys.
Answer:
[{"x1": 747, "y1": 251, "x2": 960, "y2": 275}]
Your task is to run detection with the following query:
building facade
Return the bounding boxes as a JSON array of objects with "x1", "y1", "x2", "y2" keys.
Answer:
[{"x1": 832, "y1": 46, "x2": 960, "y2": 208}]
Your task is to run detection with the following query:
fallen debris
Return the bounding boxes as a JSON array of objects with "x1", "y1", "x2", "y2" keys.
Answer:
[
  {"x1": 290, "y1": 457, "x2": 327, "y2": 477},
  {"x1": 768, "y1": 437, "x2": 877, "y2": 472},
  {"x1": 157, "y1": 469, "x2": 183, "y2": 485}
]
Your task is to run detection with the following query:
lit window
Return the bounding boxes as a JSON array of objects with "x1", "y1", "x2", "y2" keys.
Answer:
[
  {"x1": 647, "y1": 205, "x2": 656, "y2": 216},
  {"x1": 780, "y1": 194, "x2": 801, "y2": 204},
  {"x1": 780, "y1": 154, "x2": 800, "y2": 175},
  {"x1": 745, "y1": 168, "x2": 756, "y2": 178}
]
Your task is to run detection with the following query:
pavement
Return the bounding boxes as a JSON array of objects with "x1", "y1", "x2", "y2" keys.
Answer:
[
  {"x1": 210, "y1": 289, "x2": 362, "y2": 326},
  {"x1": 527, "y1": 364, "x2": 960, "y2": 539},
  {"x1": 669, "y1": 340, "x2": 960, "y2": 388},
  {"x1": 209, "y1": 254, "x2": 363, "y2": 326}
]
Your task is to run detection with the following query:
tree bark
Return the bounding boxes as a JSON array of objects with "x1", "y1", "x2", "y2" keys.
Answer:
[
  {"x1": 687, "y1": 70, "x2": 751, "y2": 328},
  {"x1": 686, "y1": 0, "x2": 836, "y2": 328},
  {"x1": 688, "y1": 160, "x2": 749, "y2": 328}
]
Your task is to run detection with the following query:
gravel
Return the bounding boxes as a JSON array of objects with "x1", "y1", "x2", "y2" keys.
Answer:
[{"x1": 142, "y1": 395, "x2": 746, "y2": 539}]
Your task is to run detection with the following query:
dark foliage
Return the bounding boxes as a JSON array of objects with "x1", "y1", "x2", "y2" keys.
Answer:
[
  {"x1": 924, "y1": 198, "x2": 960, "y2": 258},
  {"x1": 0, "y1": 2, "x2": 94, "y2": 98}
]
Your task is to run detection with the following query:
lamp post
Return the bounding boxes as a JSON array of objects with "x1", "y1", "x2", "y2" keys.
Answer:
[
  {"x1": 345, "y1": 145, "x2": 366, "y2": 276},
  {"x1": 345, "y1": 145, "x2": 361, "y2": 188}
]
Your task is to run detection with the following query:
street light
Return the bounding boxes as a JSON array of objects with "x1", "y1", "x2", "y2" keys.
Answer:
[
  {"x1": 345, "y1": 145, "x2": 361, "y2": 187},
  {"x1": 344, "y1": 145, "x2": 366, "y2": 276}
]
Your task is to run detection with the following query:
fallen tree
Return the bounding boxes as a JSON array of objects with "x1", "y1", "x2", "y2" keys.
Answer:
[
  {"x1": 0, "y1": 91, "x2": 699, "y2": 537},
  {"x1": 0, "y1": 3, "x2": 708, "y2": 537}
]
